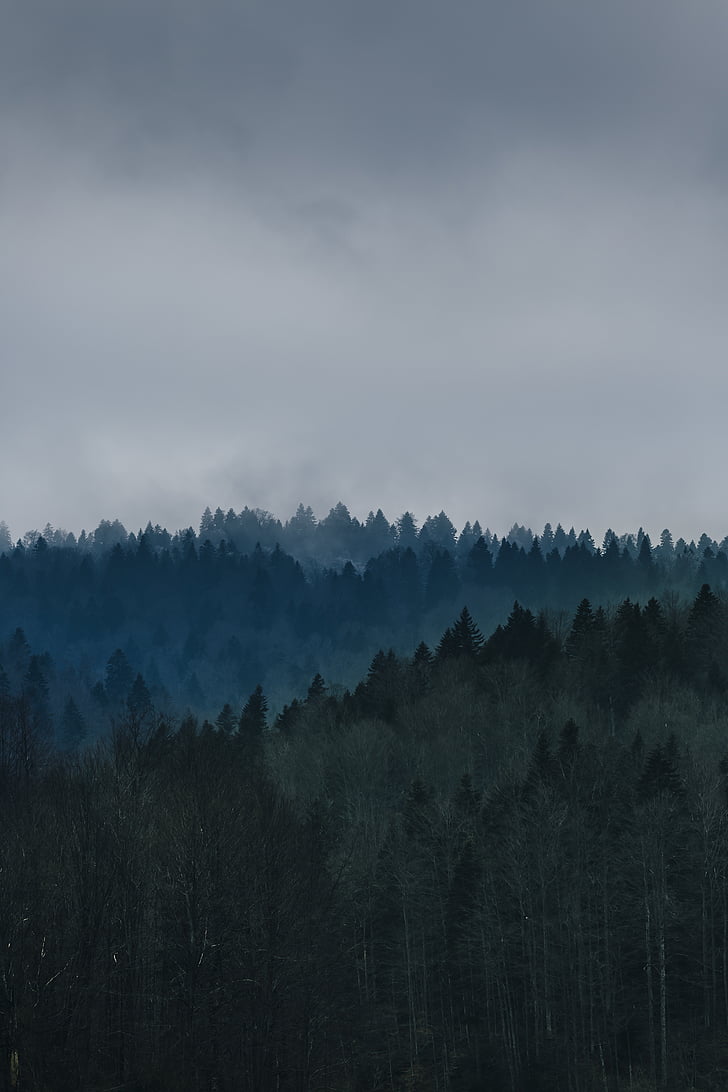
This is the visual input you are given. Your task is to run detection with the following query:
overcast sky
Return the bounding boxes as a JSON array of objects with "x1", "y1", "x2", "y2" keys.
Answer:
[{"x1": 2, "y1": 1, "x2": 728, "y2": 544}]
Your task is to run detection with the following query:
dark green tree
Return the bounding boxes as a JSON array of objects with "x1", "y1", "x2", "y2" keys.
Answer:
[
  {"x1": 396, "y1": 511, "x2": 419, "y2": 551},
  {"x1": 464, "y1": 535, "x2": 493, "y2": 587},
  {"x1": 565, "y1": 598, "x2": 595, "y2": 659},
  {"x1": 238, "y1": 684, "x2": 268, "y2": 737},
  {"x1": 450, "y1": 605, "x2": 484, "y2": 657},
  {"x1": 359, "y1": 648, "x2": 401, "y2": 721},
  {"x1": 686, "y1": 583, "x2": 725, "y2": 681},
  {"x1": 306, "y1": 673, "x2": 327, "y2": 703},
  {"x1": 275, "y1": 698, "x2": 302, "y2": 735},
  {"x1": 215, "y1": 702, "x2": 237, "y2": 734}
]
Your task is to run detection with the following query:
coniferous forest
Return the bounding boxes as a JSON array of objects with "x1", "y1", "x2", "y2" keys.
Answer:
[{"x1": 4, "y1": 505, "x2": 728, "y2": 1089}]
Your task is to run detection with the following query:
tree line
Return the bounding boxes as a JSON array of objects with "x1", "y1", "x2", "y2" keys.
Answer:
[{"x1": 0, "y1": 504, "x2": 725, "y2": 732}]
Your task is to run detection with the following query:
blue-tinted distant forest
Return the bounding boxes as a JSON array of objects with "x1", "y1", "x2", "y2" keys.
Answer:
[
  {"x1": 3, "y1": 504, "x2": 728, "y2": 1090},
  {"x1": 0, "y1": 503, "x2": 722, "y2": 736}
]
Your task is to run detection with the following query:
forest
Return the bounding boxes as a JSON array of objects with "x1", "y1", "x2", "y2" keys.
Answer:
[
  {"x1": 0, "y1": 503, "x2": 724, "y2": 736},
  {"x1": 3, "y1": 504, "x2": 728, "y2": 1090}
]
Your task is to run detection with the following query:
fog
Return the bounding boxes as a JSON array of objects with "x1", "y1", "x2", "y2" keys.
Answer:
[{"x1": 2, "y1": 1, "x2": 727, "y2": 542}]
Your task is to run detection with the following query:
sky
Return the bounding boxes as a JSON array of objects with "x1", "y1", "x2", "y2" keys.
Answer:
[{"x1": 2, "y1": 0, "x2": 728, "y2": 544}]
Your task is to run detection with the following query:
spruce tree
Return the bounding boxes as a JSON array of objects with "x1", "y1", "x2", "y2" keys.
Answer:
[
  {"x1": 238, "y1": 684, "x2": 268, "y2": 737},
  {"x1": 306, "y1": 673, "x2": 327, "y2": 703},
  {"x1": 215, "y1": 702, "x2": 237, "y2": 734},
  {"x1": 451, "y1": 606, "x2": 484, "y2": 657}
]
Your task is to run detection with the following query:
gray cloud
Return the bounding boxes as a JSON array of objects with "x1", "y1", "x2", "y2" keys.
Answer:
[
  {"x1": 4, "y1": 1, "x2": 728, "y2": 182},
  {"x1": 2, "y1": 2, "x2": 728, "y2": 542}
]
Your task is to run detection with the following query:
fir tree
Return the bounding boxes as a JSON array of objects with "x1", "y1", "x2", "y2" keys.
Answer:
[
  {"x1": 450, "y1": 606, "x2": 484, "y2": 657},
  {"x1": 275, "y1": 699, "x2": 302, "y2": 735},
  {"x1": 238, "y1": 684, "x2": 268, "y2": 737},
  {"x1": 306, "y1": 673, "x2": 327, "y2": 703},
  {"x1": 215, "y1": 702, "x2": 237, "y2": 734}
]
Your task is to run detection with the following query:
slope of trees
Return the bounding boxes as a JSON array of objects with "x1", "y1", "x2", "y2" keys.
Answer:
[
  {"x1": 0, "y1": 504, "x2": 725, "y2": 736},
  {"x1": 4, "y1": 585, "x2": 728, "y2": 1087}
]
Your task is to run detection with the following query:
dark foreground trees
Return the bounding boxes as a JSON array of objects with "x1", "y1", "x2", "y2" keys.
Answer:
[
  {"x1": 0, "y1": 723, "x2": 351, "y2": 1092},
  {"x1": 6, "y1": 588, "x2": 728, "y2": 1088}
]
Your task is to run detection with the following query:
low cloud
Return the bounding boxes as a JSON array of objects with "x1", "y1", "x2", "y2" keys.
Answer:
[{"x1": 2, "y1": 2, "x2": 727, "y2": 543}]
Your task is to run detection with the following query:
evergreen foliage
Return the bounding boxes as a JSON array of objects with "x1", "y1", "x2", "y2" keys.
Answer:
[
  {"x1": 0, "y1": 503, "x2": 725, "y2": 720},
  {"x1": 1, "y1": 580, "x2": 728, "y2": 1088},
  {"x1": 4, "y1": 504, "x2": 728, "y2": 1086},
  {"x1": 238, "y1": 683, "x2": 268, "y2": 737}
]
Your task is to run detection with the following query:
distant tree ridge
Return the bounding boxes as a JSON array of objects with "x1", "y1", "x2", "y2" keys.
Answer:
[{"x1": 0, "y1": 503, "x2": 726, "y2": 734}]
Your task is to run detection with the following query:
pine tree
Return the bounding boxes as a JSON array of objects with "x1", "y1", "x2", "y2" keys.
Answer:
[
  {"x1": 450, "y1": 606, "x2": 484, "y2": 657},
  {"x1": 435, "y1": 626, "x2": 458, "y2": 660},
  {"x1": 565, "y1": 598, "x2": 595, "y2": 658},
  {"x1": 409, "y1": 642, "x2": 433, "y2": 695},
  {"x1": 396, "y1": 511, "x2": 419, "y2": 551},
  {"x1": 687, "y1": 584, "x2": 724, "y2": 678},
  {"x1": 306, "y1": 673, "x2": 327, "y2": 703},
  {"x1": 238, "y1": 684, "x2": 268, "y2": 737},
  {"x1": 361, "y1": 649, "x2": 400, "y2": 720},
  {"x1": 199, "y1": 506, "x2": 214, "y2": 537},
  {"x1": 215, "y1": 702, "x2": 237, "y2": 734},
  {"x1": 486, "y1": 601, "x2": 538, "y2": 661},
  {"x1": 412, "y1": 641, "x2": 433, "y2": 668},
  {"x1": 464, "y1": 535, "x2": 493, "y2": 586},
  {"x1": 275, "y1": 699, "x2": 302, "y2": 735},
  {"x1": 216, "y1": 698, "x2": 236, "y2": 733}
]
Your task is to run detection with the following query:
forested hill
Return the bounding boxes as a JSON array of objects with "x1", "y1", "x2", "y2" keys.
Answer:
[
  {"x1": 0, "y1": 503, "x2": 726, "y2": 737},
  {"x1": 3, "y1": 584, "x2": 728, "y2": 1088},
  {"x1": 3, "y1": 504, "x2": 724, "y2": 572}
]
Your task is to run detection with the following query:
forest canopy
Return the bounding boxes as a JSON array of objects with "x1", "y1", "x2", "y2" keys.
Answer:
[
  {"x1": 0, "y1": 503, "x2": 722, "y2": 733},
  {"x1": 2, "y1": 503, "x2": 728, "y2": 1089}
]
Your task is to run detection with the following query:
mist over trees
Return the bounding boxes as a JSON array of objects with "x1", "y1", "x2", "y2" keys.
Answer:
[
  {"x1": 0, "y1": 502, "x2": 724, "y2": 737},
  {"x1": 3, "y1": 503, "x2": 728, "y2": 1089}
]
